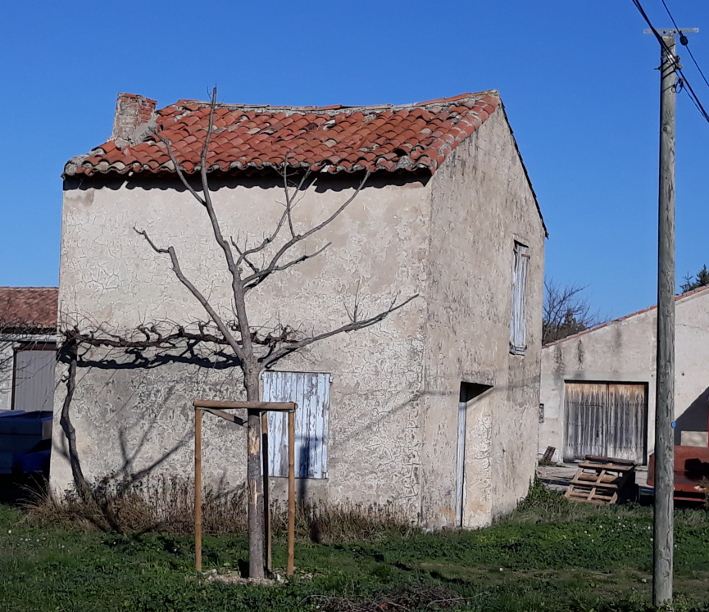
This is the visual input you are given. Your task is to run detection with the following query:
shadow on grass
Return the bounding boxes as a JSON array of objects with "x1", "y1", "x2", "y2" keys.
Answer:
[{"x1": 0, "y1": 473, "x2": 47, "y2": 507}]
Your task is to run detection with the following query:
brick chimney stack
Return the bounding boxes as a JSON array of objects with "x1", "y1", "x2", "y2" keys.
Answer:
[{"x1": 111, "y1": 93, "x2": 157, "y2": 143}]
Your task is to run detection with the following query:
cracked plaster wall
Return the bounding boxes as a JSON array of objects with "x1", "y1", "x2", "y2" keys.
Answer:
[
  {"x1": 539, "y1": 288, "x2": 709, "y2": 463},
  {"x1": 420, "y1": 108, "x2": 545, "y2": 528},
  {"x1": 52, "y1": 172, "x2": 431, "y2": 517}
]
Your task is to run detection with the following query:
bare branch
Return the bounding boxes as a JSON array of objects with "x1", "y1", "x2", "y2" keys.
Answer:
[
  {"x1": 244, "y1": 242, "x2": 331, "y2": 290},
  {"x1": 283, "y1": 163, "x2": 296, "y2": 237},
  {"x1": 133, "y1": 227, "x2": 169, "y2": 254},
  {"x1": 242, "y1": 171, "x2": 370, "y2": 291},
  {"x1": 133, "y1": 228, "x2": 246, "y2": 363},
  {"x1": 261, "y1": 293, "x2": 419, "y2": 368},
  {"x1": 344, "y1": 280, "x2": 362, "y2": 323},
  {"x1": 230, "y1": 237, "x2": 259, "y2": 274},
  {"x1": 192, "y1": 89, "x2": 255, "y2": 362},
  {"x1": 543, "y1": 278, "x2": 605, "y2": 344},
  {"x1": 152, "y1": 92, "x2": 255, "y2": 363},
  {"x1": 237, "y1": 170, "x2": 313, "y2": 261},
  {"x1": 281, "y1": 162, "x2": 312, "y2": 238},
  {"x1": 159, "y1": 137, "x2": 207, "y2": 208}
]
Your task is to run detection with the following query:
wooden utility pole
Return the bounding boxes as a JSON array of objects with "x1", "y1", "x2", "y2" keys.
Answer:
[{"x1": 645, "y1": 26, "x2": 697, "y2": 607}]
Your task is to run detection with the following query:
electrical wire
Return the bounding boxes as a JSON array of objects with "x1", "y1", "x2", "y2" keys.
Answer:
[
  {"x1": 660, "y1": 0, "x2": 709, "y2": 91},
  {"x1": 630, "y1": 0, "x2": 709, "y2": 124}
]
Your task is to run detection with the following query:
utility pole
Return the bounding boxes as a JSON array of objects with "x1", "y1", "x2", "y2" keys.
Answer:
[{"x1": 643, "y1": 26, "x2": 697, "y2": 608}]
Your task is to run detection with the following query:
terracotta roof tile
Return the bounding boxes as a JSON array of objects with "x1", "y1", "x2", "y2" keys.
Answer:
[
  {"x1": 64, "y1": 91, "x2": 501, "y2": 178},
  {"x1": 0, "y1": 287, "x2": 58, "y2": 332}
]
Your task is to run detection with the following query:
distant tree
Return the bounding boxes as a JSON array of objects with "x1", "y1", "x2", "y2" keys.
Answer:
[
  {"x1": 543, "y1": 279, "x2": 603, "y2": 345},
  {"x1": 680, "y1": 264, "x2": 709, "y2": 294}
]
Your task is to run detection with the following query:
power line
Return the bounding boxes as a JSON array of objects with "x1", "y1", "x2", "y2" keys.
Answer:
[
  {"x1": 659, "y1": 0, "x2": 680, "y2": 31},
  {"x1": 630, "y1": 0, "x2": 709, "y2": 124},
  {"x1": 660, "y1": 0, "x2": 709, "y2": 91}
]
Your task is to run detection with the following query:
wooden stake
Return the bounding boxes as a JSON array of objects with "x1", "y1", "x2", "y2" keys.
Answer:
[
  {"x1": 287, "y1": 409, "x2": 295, "y2": 575},
  {"x1": 246, "y1": 407, "x2": 264, "y2": 579},
  {"x1": 195, "y1": 408, "x2": 203, "y2": 572},
  {"x1": 261, "y1": 411, "x2": 272, "y2": 573}
]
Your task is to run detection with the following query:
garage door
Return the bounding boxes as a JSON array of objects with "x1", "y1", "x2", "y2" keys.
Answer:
[
  {"x1": 13, "y1": 347, "x2": 56, "y2": 412},
  {"x1": 563, "y1": 382, "x2": 647, "y2": 464}
]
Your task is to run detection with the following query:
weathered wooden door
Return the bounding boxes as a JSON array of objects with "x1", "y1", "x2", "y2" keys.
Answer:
[
  {"x1": 263, "y1": 371, "x2": 330, "y2": 479},
  {"x1": 563, "y1": 382, "x2": 647, "y2": 464}
]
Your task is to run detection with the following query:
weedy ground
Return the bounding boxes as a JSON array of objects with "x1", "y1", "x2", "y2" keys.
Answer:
[{"x1": 2, "y1": 477, "x2": 709, "y2": 612}]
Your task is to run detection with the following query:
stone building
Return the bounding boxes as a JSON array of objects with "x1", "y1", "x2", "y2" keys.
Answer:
[
  {"x1": 0, "y1": 287, "x2": 57, "y2": 414},
  {"x1": 539, "y1": 286, "x2": 709, "y2": 465},
  {"x1": 52, "y1": 90, "x2": 546, "y2": 528}
]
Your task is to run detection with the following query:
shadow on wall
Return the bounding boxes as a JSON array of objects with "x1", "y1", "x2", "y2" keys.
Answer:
[{"x1": 674, "y1": 386, "x2": 709, "y2": 446}]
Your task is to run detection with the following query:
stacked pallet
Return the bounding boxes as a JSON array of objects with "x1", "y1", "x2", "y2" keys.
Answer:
[{"x1": 565, "y1": 455, "x2": 637, "y2": 505}]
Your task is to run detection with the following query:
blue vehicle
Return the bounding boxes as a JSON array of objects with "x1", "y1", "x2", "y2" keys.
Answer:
[{"x1": 0, "y1": 411, "x2": 52, "y2": 475}]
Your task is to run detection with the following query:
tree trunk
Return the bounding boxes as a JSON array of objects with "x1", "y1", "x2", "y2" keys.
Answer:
[
  {"x1": 245, "y1": 368, "x2": 264, "y2": 579},
  {"x1": 59, "y1": 341, "x2": 91, "y2": 501}
]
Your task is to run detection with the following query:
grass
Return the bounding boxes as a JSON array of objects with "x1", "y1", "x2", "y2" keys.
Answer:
[{"x1": 2, "y1": 478, "x2": 709, "y2": 611}]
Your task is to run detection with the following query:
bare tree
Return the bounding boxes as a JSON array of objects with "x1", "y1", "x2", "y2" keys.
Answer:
[
  {"x1": 543, "y1": 279, "x2": 603, "y2": 345},
  {"x1": 130, "y1": 88, "x2": 418, "y2": 578}
]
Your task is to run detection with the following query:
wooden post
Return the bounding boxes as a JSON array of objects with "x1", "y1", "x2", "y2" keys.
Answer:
[
  {"x1": 261, "y1": 411, "x2": 272, "y2": 573},
  {"x1": 287, "y1": 409, "x2": 296, "y2": 576},
  {"x1": 195, "y1": 408, "x2": 203, "y2": 572},
  {"x1": 654, "y1": 32, "x2": 676, "y2": 608},
  {"x1": 246, "y1": 407, "x2": 264, "y2": 579}
]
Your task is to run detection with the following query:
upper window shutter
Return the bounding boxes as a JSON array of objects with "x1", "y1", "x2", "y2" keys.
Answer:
[
  {"x1": 263, "y1": 371, "x2": 330, "y2": 479},
  {"x1": 509, "y1": 242, "x2": 529, "y2": 355}
]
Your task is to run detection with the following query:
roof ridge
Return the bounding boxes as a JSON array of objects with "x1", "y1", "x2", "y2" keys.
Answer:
[
  {"x1": 0, "y1": 286, "x2": 58, "y2": 290},
  {"x1": 543, "y1": 284, "x2": 709, "y2": 348},
  {"x1": 164, "y1": 91, "x2": 499, "y2": 115}
]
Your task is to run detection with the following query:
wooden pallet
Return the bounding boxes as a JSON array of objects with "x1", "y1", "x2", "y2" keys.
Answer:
[{"x1": 565, "y1": 455, "x2": 637, "y2": 505}]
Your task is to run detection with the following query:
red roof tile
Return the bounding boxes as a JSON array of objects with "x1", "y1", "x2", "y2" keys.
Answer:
[
  {"x1": 64, "y1": 92, "x2": 501, "y2": 178},
  {"x1": 0, "y1": 287, "x2": 58, "y2": 332}
]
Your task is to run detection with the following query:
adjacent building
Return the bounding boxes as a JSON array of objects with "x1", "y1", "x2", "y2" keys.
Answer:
[
  {"x1": 0, "y1": 287, "x2": 57, "y2": 414},
  {"x1": 539, "y1": 286, "x2": 709, "y2": 465}
]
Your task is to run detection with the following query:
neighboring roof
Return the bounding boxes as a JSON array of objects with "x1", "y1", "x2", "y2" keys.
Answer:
[
  {"x1": 64, "y1": 92, "x2": 501, "y2": 178},
  {"x1": 543, "y1": 284, "x2": 709, "y2": 349},
  {"x1": 0, "y1": 287, "x2": 58, "y2": 333}
]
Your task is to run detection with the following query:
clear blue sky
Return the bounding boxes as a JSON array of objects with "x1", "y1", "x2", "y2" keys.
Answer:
[{"x1": 2, "y1": 0, "x2": 708, "y2": 320}]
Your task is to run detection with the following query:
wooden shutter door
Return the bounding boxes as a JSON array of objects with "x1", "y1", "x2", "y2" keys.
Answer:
[
  {"x1": 564, "y1": 382, "x2": 606, "y2": 461},
  {"x1": 564, "y1": 382, "x2": 647, "y2": 464},
  {"x1": 263, "y1": 371, "x2": 330, "y2": 478},
  {"x1": 605, "y1": 384, "x2": 647, "y2": 463}
]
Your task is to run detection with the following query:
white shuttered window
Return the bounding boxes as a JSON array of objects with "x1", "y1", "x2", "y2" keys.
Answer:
[
  {"x1": 509, "y1": 242, "x2": 529, "y2": 355},
  {"x1": 263, "y1": 371, "x2": 330, "y2": 479}
]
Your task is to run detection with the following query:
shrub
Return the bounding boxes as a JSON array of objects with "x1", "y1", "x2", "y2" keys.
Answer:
[{"x1": 23, "y1": 475, "x2": 418, "y2": 542}]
